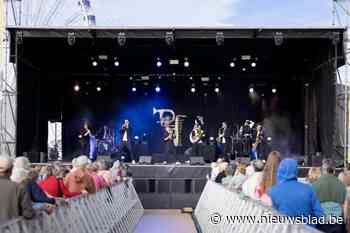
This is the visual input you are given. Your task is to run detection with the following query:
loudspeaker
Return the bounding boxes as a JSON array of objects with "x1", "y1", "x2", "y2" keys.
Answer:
[
  {"x1": 139, "y1": 156, "x2": 152, "y2": 164},
  {"x1": 190, "y1": 156, "x2": 205, "y2": 165}
]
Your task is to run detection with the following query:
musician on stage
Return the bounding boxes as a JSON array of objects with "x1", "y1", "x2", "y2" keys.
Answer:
[
  {"x1": 251, "y1": 124, "x2": 265, "y2": 160},
  {"x1": 217, "y1": 121, "x2": 231, "y2": 160},
  {"x1": 120, "y1": 119, "x2": 135, "y2": 163},
  {"x1": 163, "y1": 119, "x2": 176, "y2": 163},
  {"x1": 189, "y1": 116, "x2": 205, "y2": 157},
  {"x1": 78, "y1": 122, "x2": 97, "y2": 161}
]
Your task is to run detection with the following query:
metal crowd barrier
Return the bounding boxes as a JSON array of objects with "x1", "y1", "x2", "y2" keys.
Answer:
[
  {"x1": 0, "y1": 180, "x2": 144, "y2": 233},
  {"x1": 194, "y1": 181, "x2": 320, "y2": 233}
]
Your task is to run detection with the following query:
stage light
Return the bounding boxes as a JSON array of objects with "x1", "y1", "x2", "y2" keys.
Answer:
[
  {"x1": 117, "y1": 32, "x2": 126, "y2": 47},
  {"x1": 184, "y1": 61, "x2": 190, "y2": 67},
  {"x1": 274, "y1": 32, "x2": 283, "y2": 46},
  {"x1": 96, "y1": 86, "x2": 102, "y2": 92},
  {"x1": 214, "y1": 87, "x2": 220, "y2": 93},
  {"x1": 249, "y1": 87, "x2": 254, "y2": 93},
  {"x1": 155, "y1": 86, "x2": 161, "y2": 93},
  {"x1": 156, "y1": 61, "x2": 162, "y2": 67},
  {"x1": 190, "y1": 87, "x2": 196, "y2": 93},
  {"x1": 165, "y1": 31, "x2": 175, "y2": 46},
  {"x1": 132, "y1": 87, "x2": 137, "y2": 92},
  {"x1": 134, "y1": 136, "x2": 139, "y2": 140},
  {"x1": 209, "y1": 137, "x2": 215, "y2": 141},
  {"x1": 230, "y1": 62, "x2": 235, "y2": 67},
  {"x1": 92, "y1": 60, "x2": 98, "y2": 67},
  {"x1": 67, "y1": 32, "x2": 76, "y2": 46},
  {"x1": 242, "y1": 68, "x2": 246, "y2": 71},
  {"x1": 267, "y1": 137, "x2": 272, "y2": 142},
  {"x1": 114, "y1": 61, "x2": 120, "y2": 67},
  {"x1": 216, "y1": 32, "x2": 224, "y2": 46},
  {"x1": 272, "y1": 88, "x2": 277, "y2": 93},
  {"x1": 251, "y1": 62, "x2": 256, "y2": 67},
  {"x1": 74, "y1": 84, "x2": 80, "y2": 92}
]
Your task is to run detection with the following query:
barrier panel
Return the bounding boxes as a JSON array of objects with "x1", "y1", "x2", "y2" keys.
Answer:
[
  {"x1": 194, "y1": 181, "x2": 321, "y2": 233},
  {"x1": 0, "y1": 180, "x2": 144, "y2": 233}
]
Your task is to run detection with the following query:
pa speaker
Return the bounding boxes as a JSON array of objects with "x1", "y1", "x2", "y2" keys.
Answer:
[
  {"x1": 190, "y1": 156, "x2": 205, "y2": 165},
  {"x1": 139, "y1": 156, "x2": 152, "y2": 164}
]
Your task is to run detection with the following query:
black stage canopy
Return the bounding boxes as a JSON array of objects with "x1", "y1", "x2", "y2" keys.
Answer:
[{"x1": 7, "y1": 26, "x2": 346, "y2": 163}]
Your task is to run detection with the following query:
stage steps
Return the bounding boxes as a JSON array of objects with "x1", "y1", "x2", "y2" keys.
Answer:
[{"x1": 134, "y1": 209, "x2": 197, "y2": 233}]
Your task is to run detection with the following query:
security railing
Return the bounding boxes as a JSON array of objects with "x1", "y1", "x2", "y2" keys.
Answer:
[
  {"x1": 0, "y1": 180, "x2": 144, "y2": 233},
  {"x1": 194, "y1": 180, "x2": 321, "y2": 233}
]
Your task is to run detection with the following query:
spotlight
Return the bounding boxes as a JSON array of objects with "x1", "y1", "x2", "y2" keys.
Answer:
[
  {"x1": 216, "y1": 32, "x2": 224, "y2": 46},
  {"x1": 230, "y1": 62, "x2": 235, "y2": 67},
  {"x1": 184, "y1": 61, "x2": 190, "y2": 67},
  {"x1": 274, "y1": 32, "x2": 283, "y2": 46},
  {"x1": 92, "y1": 60, "x2": 98, "y2": 67},
  {"x1": 190, "y1": 87, "x2": 196, "y2": 93},
  {"x1": 272, "y1": 88, "x2": 277, "y2": 93},
  {"x1": 134, "y1": 136, "x2": 139, "y2": 140},
  {"x1": 209, "y1": 136, "x2": 215, "y2": 141},
  {"x1": 132, "y1": 87, "x2": 137, "y2": 92},
  {"x1": 267, "y1": 137, "x2": 272, "y2": 142},
  {"x1": 156, "y1": 61, "x2": 162, "y2": 67},
  {"x1": 96, "y1": 86, "x2": 102, "y2": 92},
  {"x1": 74, "y1": 84, "x2": 80, "y2": 92},
  {"x1": 67, "y1": 32, "x2": 76, "y2": 46},
  {"x1": 214, "y1": 87, "x2": 220, "y2": 93},
  {"x1": 251, "y1": 62, "x2": 257, "y2": 67},
  {"x1": 165, "y1": 31, "x2": 175, "y2": 46},
  {"x1": 114, "y1": 60, "x2": 120, "y2": 67},
  {"x1": 155, "y1": 86, "x2": 161, "y2": 93},
  {"x1": 249, "y1": 87, "x2": 254, "y2": 93},
  {"x1": 117, "y1": 32, "x2": 126, "y2": 47},
  {"x1": 242, "y1": 68, "x2": 246, "y2": 71}
]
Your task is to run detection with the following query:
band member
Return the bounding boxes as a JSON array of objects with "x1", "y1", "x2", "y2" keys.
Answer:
[
  {"x1": 217, "y1": 122, "x2": 231, "y2": 159},
  {"x1": 163, "y1": 120, "x2": 176, "y2": 162},
  {"x1": 189, "y1": 116, "x2": 205, "y2": 157},
  {"x1": 78, "y1": 122, "x2": 96, "y2": 161},
  {"x1": 251, "y1": 124, "x2": 265, "y2": 160},
  {"x1": 120, "y1": 119, "x2": 135, "y2": 163}
]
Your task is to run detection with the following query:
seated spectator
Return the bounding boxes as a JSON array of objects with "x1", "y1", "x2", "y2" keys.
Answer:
[
  {"x1": 242, "y1": 160, "x2": 264, "y2": 199},
  {"x1": 269, "y1": 159, "x2": 323, "y2": 225},
  {"x1": 313, "y1": 159, "x2": 347, "y2": 233},
  {"x1": 226, "y1": 163, "x2": 247, "y2": 191},
  {"x1": 221, "y1": 164, "x2": 236, "y2": 187},
  {"x1": 306, "y1": 167, "x2": 321, "y2": 184},
  {"x1": 64, "y1": 156, "x2": 96, "y2": 194},
  {"x1": 0, "y1": 155, "x2": 34, "y2": 223},
  {"x1": 255, "y1": 151, "x2": 281, "y2": 206},
  {"x1": 11, "y1": 169, "x2": 56, "y2": 211},
  {"x1": 38, "y1": 166, "x2": 81, "y2": 198},
  {"x1": 215, "y1": 162, "x2": 228, "y2": 183},
  {"x1": 96, "y1": 160, "x2": 113, "y2": 186},
  {"x1": 86, "y1": 163, "x2": 107, "y2": 190}
]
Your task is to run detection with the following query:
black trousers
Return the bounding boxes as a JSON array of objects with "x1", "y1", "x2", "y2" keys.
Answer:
[
  {"x1": 120, "y1": 141, "x2": 135, "y2": 161},
  {"x1": 164, "y1": 140, "x2": 176, "y2": 162}
]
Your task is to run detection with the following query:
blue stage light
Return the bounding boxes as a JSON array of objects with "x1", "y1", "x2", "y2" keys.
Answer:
[
  {"x1": 132, "y1": 87, "x2": 137, "y2": 92},
  {"x1": 155, "y1": 86, "x2": 161, "y2": 93},
  {"x1": 156, "y1": 61, "x2": 162, "y2": 67}
]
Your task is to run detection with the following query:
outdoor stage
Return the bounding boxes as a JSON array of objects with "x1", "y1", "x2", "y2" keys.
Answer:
[{"x1": 7, "y1": 26, "x2": 345, "y2": 165}]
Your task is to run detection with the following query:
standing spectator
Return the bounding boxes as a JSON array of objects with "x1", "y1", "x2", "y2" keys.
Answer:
[
  {"x1": 242, "y1": 160, "x2": 264, "y2": 199},
  {"x1": 221, "y1": 164, "x2": 237, "y2": 187},
  {"x1": 13, "y1": 156, "x2": 31, "y2": 170},
  {"x1": 313, "y1": 159, "x2": 347, "y2": 233},
  {"x1": 255, "y1": 151, "x2": 281, "y2": 206},
  {"x1": 64, "y1": 156, "x2": 96, "y2": 194},
  {"x1": 86, "y1": 163, "x2": 107, "y2": 190},
  {"x1": 215, "y1": 162, "x2": 229, "y2": 183},
  {"x1": 227, "y1": 163, "x2": 247, "y2": 191},
  {"x1": 269, "y1": 159, "x2": 323, "y2": 224},
  {"x1": 0, "y1": 155, "x2": 34, "y2": 223},
  {"x1": 339, "y1": 171, "x2": 350, "y2": 233},
  {"x1": 96, "y1": 160, "x2": 113, "y2": 186}
]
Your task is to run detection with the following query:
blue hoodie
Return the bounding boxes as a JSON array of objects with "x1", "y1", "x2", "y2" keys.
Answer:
[{"x1": 269, "y1": 159, "x2": 323, "y2": 219}]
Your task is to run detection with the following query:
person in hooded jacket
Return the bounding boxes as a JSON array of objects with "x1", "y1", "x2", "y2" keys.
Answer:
[{"x1": 269, "y1": 159, "x2": 323, "y2": 226}]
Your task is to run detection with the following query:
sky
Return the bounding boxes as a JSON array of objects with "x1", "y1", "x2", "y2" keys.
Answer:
[{"x1": 12, "y1": 0, "x2": 349, "y2": 27}]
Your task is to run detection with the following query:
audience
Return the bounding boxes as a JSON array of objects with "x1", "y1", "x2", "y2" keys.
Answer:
[
  {"x1": 306, "y1": 167, "x2": 322, "y2": 184},
  {"x1": 0, "y1": 155, "x2": 34, "y2": 223},
  {"x1": 64, "y1": 155, "x2": 96, "y2": 194},
  {"x1": 86, "y1": 162, "x2": 107, "y2": 190},
  {"x1": 313, "y1": 159, "x2": 347, "y2": 233},
  {"x1": 242, "y1": 160, "x2": 264, "y2": 199},
  {"x1": 221, "y1": 164, "x2": 236, "y2": 187},
  {"x1": 226, "y1": 163, "x2": 247, "y2": 191},
  {"x1": 255, "y1": 151, "x2": 281, "y2": 206},
  {"x1": 268, "y1": 159, "x2": 323, "y2": 224},
  {"x1": 215, "y1": 162, "x2": 229, "y2": 183}
]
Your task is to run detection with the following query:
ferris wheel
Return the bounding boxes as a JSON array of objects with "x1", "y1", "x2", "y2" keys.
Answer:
[{"x1": 8, "y1": 0, "x2": 96, "y2": 26}]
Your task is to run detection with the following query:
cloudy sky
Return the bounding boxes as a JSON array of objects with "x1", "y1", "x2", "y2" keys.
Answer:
[{"x1": 15, "y1": 0, "x2": 349, "y2": 27}]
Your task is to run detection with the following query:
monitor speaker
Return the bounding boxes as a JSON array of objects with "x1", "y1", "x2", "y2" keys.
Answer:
[
  {"x1": 139, "y1": 156, "x2": 152, "y2": 164},
  {"x1": 190, "y1": 156, "x2": 205, "y2": 165}
]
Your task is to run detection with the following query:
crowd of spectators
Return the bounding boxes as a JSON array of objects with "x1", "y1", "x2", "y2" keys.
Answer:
[
  {"x1": 0, "y1": 155, "x2": 131, "y2": 225},
  {"x1": 209, "y1": 152, "x2": 350, "y2": 233}
]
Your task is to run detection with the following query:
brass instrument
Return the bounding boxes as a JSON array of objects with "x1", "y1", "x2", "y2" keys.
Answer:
[
  {"x1": 190, "y1": 126, "x2": 204, "y2": 144},
  {"x1": 252, "y1": 126, "x2": 263, "y2": 150},
  {"x1": 153, "y1": 107, "x2": 186, "y2": 147},
  {"x1": 216, "y1": 127, "x2": 225, "y2": 143}
]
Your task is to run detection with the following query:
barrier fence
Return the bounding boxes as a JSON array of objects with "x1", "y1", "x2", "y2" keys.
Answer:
[
  {"x1": 194, "y1": 181, "x2": 321, "y2": 233},
  {"x1": 0, "y1": 180, "x2": 144, "y2": 233}
]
